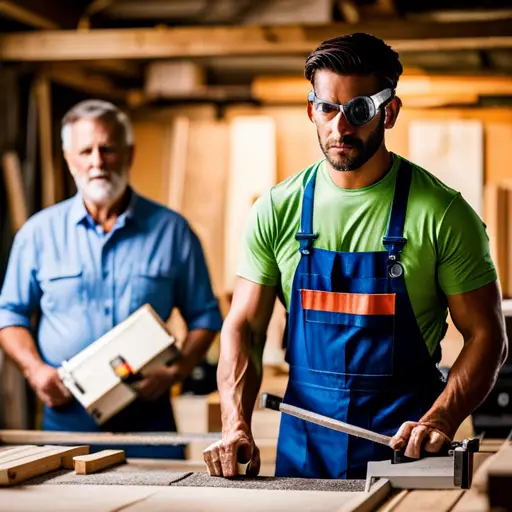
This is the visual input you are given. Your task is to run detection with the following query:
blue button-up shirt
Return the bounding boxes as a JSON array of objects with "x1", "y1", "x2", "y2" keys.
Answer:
[{"x1": 0, "y1": 190, "x2": 222, "y2": 367}]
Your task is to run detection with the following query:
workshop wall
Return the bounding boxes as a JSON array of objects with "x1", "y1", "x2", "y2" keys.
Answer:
[{"x1": 129, "y1": 102, "x2": 512, "y2": 370}]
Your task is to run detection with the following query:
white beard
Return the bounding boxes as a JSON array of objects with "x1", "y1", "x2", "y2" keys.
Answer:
[{"x1": 74, "y1": 169, "x2": 128, "y2": 206}]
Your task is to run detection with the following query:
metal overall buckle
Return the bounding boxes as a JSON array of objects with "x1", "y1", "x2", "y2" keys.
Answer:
[
  {"x1": 383, "y1": 236, "x2": 406, "y2": 278},
  {"x1": 388, "y1": 254, "x2": 404, "y2": 278}
]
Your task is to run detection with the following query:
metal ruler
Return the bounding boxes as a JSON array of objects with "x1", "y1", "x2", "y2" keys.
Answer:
[{"x1": 261, "y1": 393, "x2": 392, "y2": 446}]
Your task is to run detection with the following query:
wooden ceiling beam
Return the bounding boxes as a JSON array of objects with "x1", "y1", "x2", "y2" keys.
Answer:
[
  {"x1": 0, "y1": 1, "x2": 58, "y2": 29},
  {"x1": 251, "y1": 74, "x2": 512, "y2": 104},
  {"x1": 43, "y1": 65, "x2": 130, "y2": 102},
  {"x1": 0, "y1": 20, "x2": 511, "y2": 61},
  {"x1": 0, "y1": 0, "x2": 85, "y2": 30}
]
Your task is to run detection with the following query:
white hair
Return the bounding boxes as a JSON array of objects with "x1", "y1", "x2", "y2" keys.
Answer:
[{"x1": 61, "y1": 99, "x2": 134, "y2": 151}]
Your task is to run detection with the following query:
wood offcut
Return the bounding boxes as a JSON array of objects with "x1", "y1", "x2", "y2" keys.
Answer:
[{"x1": 73, "y1": 449, "x2": 126, "y2": 475}]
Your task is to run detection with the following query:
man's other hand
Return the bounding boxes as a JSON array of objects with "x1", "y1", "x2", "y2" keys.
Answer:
[
  {"x1": 203, "y1": 421, "x2": 260, "y2": 477},
  {"x1": 27, "y1": 363, "x2": 71, "y2": 408},
  {"x1": 389, "y1": 421, "x2": 452, "y2": 459},
  {"x1": 134, "y1": 367, "x2": 174, "y2": 401}
]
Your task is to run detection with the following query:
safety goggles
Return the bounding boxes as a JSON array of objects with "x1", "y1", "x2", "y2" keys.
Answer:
[{"x1": 307, "y1": 88, "x2": 394, "y2": 126}]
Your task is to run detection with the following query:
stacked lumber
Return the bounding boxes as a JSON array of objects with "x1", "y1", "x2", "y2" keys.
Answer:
[
  {"x1": 0, "y1": 445, "x2": 89, "y2": 486},
  {"x1": 0, "y1": 444, "x2": 129, "y2": 485}
]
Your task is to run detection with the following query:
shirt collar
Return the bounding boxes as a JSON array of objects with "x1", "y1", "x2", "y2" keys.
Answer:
[{"x1": 69, "y1": 187, "x2": 140, "y2": 227}]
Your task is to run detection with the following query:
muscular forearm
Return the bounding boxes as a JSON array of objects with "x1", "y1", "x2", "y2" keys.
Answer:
[
  {"x1": 217, "y1": 316, "x2": 264, "y2": 434},
  {"x1": 0, "y1": 326, "x2": 44, "y2": 377},
  {"x1": 420, "y1": 330, "x2": 507, "y2": 437}
]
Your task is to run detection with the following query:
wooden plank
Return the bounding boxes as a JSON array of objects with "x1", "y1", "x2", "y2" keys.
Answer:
[
  {"x1": 0, "y1": 1, "x2": 59, "y2": 29},
  {"x1": 484, "y1": 184, "x2": 508, "y2": 297},
  {"x1": 252, "y1": 75, "x2": 512, "y2": 105},
  {"x1": 0, "y1": 446, "x2": 64, "y2": 486},
  {"x1": 123, "y1": 486, "x2": 361, "y2": 512},
  {"x1": 375, "y1": 490, "x2": 408, "y2": 512},
  {"x1": 0, "y1": 0, "x2": 83, "y2": 29},
  {"x1": 486, "y1": 445, "x2": 512, "y2": 511},
  {"x1": 0, "y1": 446, "x2": 50, "y2": 465},
  {"x1": 180, "y1": 119, "x2": 229, "y2": 296},
  {"x1": 337, "y1": 479, "x2": 391, "y2": 512},
  {"x1": 58, "y1": 445, "x2": 90, "y2": 469},
  {"x1": 44, "y1": 65, "x2": 129, "y2": 101},
  {"x1": 2, "y1": 151, "x2": 29, "y2": 232},
  {"x1": 451, "y1": 488, "x2": 488, "y2": 512},
  {"x1": 472, "y1": 442, "x2": 512, "y2": 494},
  {"x1": 0, "y1": 445, "x2": 90, "y2": 478},
  {"x1": 0, "y1": 485, "x2": 157, "y2": 512},
  {"x1": 73, "y1": 449, "x2": 126, "y2": 475},
  {"x1": 1, "y1": 150, "x2": 30, "y2": 431},
  {"x1": 167, "y1": 117, "x2": 189, "y2": 213},
  {"x1": 224, "y1": 116, "x2": 276, "y2": 293},
  {"x1": 408, "y1": 119, "x2": 484, "y2": 216},
  {"x1": 0, "y1": 445, "x2": 37, "y2": 461},
  {"x1": 34, "y1": 75, "x2": 55, "y2": 208},
  {"x1": 388, "y1": 490, "x2": 464, "y2": 512},
  {"x1": 0, "y1": 429, "x2": 220, "y2": 446},
  {"x1": 0, "y1": 21, "x2": 511, "y2": 61}
]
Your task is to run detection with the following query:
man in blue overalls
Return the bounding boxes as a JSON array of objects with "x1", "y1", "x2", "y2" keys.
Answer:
[
  {"x1": 204, "y1": 33, "x2": 508, "y2": 478},
  {"x1": 0, "y1": 99, "x2": 222, "y2": 458}
]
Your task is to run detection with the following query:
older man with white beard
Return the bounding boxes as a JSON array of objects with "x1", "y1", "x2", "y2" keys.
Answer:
[{"x1": 0, "y1": 100, "x2": 222, "y2": 458}]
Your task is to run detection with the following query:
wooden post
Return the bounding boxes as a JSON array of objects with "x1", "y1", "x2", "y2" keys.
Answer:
[{"x1": 34, "y1": 75, "x2": 56, "y2": 208}]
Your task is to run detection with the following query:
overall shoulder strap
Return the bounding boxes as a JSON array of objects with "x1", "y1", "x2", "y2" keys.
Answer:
[
  {"x1": 383, "y1": 159, "x2": 413, "y2": 257},
  {"x1": 296, "y1": 163, "x2": 320, "y2": 255}
]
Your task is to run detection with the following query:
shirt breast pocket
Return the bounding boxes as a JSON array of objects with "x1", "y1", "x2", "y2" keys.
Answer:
[
  {"x1": 39, "y1": 265, "x2": 85, "y2": 312},
  {"x1": 130, "y1": 265, "x2": 174, "y2": 320}
]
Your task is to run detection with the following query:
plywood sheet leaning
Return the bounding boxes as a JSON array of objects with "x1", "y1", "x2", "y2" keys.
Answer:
[
  {"x1": 483, "y1": 183, "x2": 509, "y2": 297},
  {"x1": 180, "y1": 119, "x2": 230, "y2": 297},
  {"x1": 73, "y1": 449, "x2": 126, "y2": 475},
  {"x1": 224, "y1": 116, "x2": 276, "y2": 293},
  {"x1": 409, "y1": 119, "x2": 484, "y2": 217},
  {"x1": 0, "y1": 445, "x2": 90, "y2": 486}
]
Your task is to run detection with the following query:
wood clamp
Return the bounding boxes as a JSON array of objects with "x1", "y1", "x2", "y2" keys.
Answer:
[{"x1": 261, "y1": 393, "x2": 479, "y2": 490}]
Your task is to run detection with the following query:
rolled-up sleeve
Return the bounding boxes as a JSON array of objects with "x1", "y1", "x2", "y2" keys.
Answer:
[
  {"x1": 0, "y1": 227, "x2": 41, "y2": 331},
  {"x1": 174, "y1": 223, "x2": 222, "y2": 332}
]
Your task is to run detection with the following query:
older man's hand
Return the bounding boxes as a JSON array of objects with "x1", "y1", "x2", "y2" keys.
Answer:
[
  {"x1": 27, "y1": 363, "x2": 71, "y2": 408},
  {"x1": 203, "y1": 421, "x2": 260, "y2": 478},
  {"x1": 389, "y1": 421, "x2": 452, "y2": 459},
  {"x1": 134, "y1": 367, "x2": 176, "y2": 401}
]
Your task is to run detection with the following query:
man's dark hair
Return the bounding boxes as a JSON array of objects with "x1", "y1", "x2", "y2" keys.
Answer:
[{"x1": 304, "y1": 33, "x2": 403, "y2": 91}]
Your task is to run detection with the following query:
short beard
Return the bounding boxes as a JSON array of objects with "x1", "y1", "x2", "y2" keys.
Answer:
[
  {"x1": 319, "y1": 116, "x2": 385, "y2": 172},
  {"x1": 74, "y1": 170, "x2": 128, "y2": 207}
]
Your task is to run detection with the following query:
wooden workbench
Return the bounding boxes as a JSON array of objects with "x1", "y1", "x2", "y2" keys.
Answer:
[{"x1": 0, "y1": 457, "x2": 493, "y2": 512}]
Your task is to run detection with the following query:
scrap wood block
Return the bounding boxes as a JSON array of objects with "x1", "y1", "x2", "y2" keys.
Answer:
[
  {"x1": 73, "y1": 449, "x2": 126, "y2": 475},
  {"x1": 56, "y1": 445, "x2": 90, "y2": 469},
  {"x1": 0, "y1": 445, "x2": 91, "y2": 486}
]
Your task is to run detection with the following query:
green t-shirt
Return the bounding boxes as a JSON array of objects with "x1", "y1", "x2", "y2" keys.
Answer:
[{"x1": 237, "y1": 153, "x2": 497, "y2": 355}]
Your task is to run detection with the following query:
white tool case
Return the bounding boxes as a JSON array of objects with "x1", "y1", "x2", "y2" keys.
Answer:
[{"x1": 58, "y1": 304, "x2": 179, "y2": 425}]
